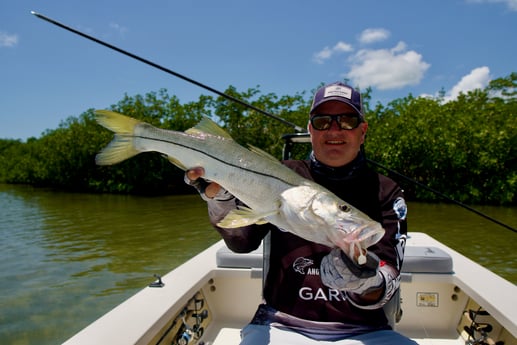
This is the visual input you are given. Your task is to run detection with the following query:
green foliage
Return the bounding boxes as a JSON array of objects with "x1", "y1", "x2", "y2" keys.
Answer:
[
  {"x1": 366, "y1": 73, "x2": 516, "y2": 204},
  {"x1": 1, "y1": 75, "x2": 515, "y2": 205},
  {"x1": 211, "y1": 85, "x2": 310, "y2": 157},
  {"x1": 0, "y1": 90, "x2": 203, "y2": 194}
]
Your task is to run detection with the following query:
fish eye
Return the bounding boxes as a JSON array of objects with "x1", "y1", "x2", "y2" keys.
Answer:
[{"x1": 339, "y1": 204, "x2": 350, "y2": 212}]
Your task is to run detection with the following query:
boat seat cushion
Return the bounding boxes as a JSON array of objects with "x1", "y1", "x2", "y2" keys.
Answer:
[
  {"x1": 216, "y1": 244, "x2": 264, "y2": 269},
  {"x1": 216, "y1": 245, "x2": 453, "y2": 274},
  {"x1": 401, "y1": 246, "x2": 453, "y2": 273}
]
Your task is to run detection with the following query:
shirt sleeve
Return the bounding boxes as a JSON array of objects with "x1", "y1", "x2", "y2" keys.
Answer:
[
  {"x1": 349, "y1": 174, "x2": 407, "y2": 309},
  {"x1": 372, "y1": 174, "x2": 408, "y2": 272}
]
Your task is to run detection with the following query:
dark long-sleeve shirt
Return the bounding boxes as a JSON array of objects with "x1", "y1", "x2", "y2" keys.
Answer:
[{"x1": 207, "y1": 156, "x2": 407, "y2": 329}]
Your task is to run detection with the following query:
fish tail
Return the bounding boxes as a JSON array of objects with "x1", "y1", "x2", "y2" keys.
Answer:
[{"x1": 95, "y1": 110, "x2": 141, "y2": 165}]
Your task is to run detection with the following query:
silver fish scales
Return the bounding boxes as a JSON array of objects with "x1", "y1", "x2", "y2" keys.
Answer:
[{"x1": 95, "y1": 110, "x2": 385, "y2": 264}]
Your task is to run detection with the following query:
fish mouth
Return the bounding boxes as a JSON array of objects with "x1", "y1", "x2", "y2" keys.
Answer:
[
  {"x1": 332, "y1": 221, "x2": 385, "y2": 265},
  {"x1": 352, "y1": 222, "x2": 385, "y2": 247}
]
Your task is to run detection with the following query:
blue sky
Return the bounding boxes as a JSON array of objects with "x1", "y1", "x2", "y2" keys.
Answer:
[{"x1": 1, "y1": 0, "x2": 516, "y2": 140}]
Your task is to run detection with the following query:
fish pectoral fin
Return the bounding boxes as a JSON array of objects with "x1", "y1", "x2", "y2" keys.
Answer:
[{"x1": 217, "y1": 207, "x2": 276, "y2": 228}]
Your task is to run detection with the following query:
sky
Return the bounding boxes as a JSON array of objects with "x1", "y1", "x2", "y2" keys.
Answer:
[{"x1": 1, "y1": 0, "x2": 516, "y2": 140}]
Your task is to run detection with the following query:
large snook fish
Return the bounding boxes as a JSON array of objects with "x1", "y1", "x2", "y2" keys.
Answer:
[{"x1": 95, "y1": 110, "x2": 385, "y2": 264}]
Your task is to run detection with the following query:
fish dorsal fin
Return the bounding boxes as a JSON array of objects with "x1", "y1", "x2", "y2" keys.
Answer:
[
  {"x1": 248, "y1": 145, "x2": 281, "y2": 164},
  {"x1": 185, "y1": 117, "x2": 233, "y2": 139}
]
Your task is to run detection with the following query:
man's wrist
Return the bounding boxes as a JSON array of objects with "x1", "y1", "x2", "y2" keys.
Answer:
[{"x1": 346, "y1": 266, "x2": 400, "y2": 310}]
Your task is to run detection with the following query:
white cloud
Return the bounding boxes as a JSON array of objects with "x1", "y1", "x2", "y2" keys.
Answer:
[
  {"x1": 358, "y1": 28, "x2": 390, "y2": 44},
  {"x1": 0, "y1": 31, "x2": 18, "y2": 47},
  {"x1": 444, "y1": 66, "x2": 491, "y2": 101},
  {"x1": 466, "y1": 0, "x2": 517, "y2": 11},
  {"x1": 334, "y1": 41, "x2": 354, "y2": 52},
  {"x1": 313, "y1": 41, "x2": 353, "y2": 64},
  {"x1": 109, "y1": 22, "x2": 128, "y2": 36},
  {"x1": 346, "y1": 41, "x2": 430, "y2": 90}
]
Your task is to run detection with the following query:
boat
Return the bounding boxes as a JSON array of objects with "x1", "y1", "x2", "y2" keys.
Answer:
[
  {"x1": 61, "y1": 135, "x2": 517, "y2": 345},
  {"x1": 31, "y1": 15, "x2": 516, "y2": 343},
  {"x1": 61, "y1": 231, "x2": 516, "y2": 345}
]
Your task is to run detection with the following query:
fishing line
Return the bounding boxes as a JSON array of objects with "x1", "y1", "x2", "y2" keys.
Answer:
[
  {"x1": 30, "y1": 11, "x2": 305, "y2": 133},
  {"x1": 32, "y1": 11, "x2": 516, "y2": 233},
  {"x1": 367, "y1": 158, "x2": 517, "y2": 233}
]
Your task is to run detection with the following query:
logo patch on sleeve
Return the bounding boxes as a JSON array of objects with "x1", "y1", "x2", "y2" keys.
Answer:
[{"x1": 393, "y1": 197, "x2": 407, "y2": 220}]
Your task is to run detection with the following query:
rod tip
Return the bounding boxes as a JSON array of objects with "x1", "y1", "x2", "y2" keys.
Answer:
[{"x1": 30, "y1": 10, "x2": 43, "y2": 17}]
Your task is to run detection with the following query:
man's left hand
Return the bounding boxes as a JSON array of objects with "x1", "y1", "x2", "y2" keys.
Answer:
[{"x1": 320, "y1": 248, "x2": 384, "y2": 295}]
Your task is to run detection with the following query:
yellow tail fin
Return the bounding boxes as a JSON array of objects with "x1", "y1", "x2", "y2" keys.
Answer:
[{"x1": 95, "y1": 110, "x2": 141, "y2": 165}]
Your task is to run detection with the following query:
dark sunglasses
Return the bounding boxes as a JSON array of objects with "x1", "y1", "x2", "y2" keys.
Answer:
[{"x1": 310, "y1": 113, "x2": 362, "y2": 131}]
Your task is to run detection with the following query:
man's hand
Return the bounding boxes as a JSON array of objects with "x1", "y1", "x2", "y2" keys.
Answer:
[
  {"x1": 185, "y1": 167, "x2": 233, "y2": 201},
  {"x1": 320, "y1": 248, "x2": 383, "y2": 295},
  {"x1": 185, "y1": 167, "x2": 222, "y2": 199}
]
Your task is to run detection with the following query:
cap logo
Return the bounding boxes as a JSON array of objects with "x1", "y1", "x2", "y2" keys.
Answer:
[{"x1": 323, "y1": 85, "x2": 352, "y2": 100}]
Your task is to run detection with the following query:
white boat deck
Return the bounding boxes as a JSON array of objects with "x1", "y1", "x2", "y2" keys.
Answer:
[
  {"x1": 208, "y1": 325, "x2": 466, "y2": 344},
  {"x1": 61, "y1": 232, "x2": 517, "y2": 345}
]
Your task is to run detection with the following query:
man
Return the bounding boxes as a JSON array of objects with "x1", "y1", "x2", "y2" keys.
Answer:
[{"x1": 186, "y1": 82, "x2": 415, "y2": 344}]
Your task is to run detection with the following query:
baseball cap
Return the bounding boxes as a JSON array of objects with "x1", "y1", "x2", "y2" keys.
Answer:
[{"x1": 310, "y1": 82, "x2": 363, "y2": 117}]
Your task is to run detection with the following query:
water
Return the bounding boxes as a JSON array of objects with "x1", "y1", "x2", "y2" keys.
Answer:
[
  {"x1": 1, "y1": 184, "x2": 516, "y2": 345},
  {"x1": 407, "y1": 202, "x2": 517, "y2": 284},
  {"x1": 0, "y1": 184, "x2": 220, "y2": 345}
]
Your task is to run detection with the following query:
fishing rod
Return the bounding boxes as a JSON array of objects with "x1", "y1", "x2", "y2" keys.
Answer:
[
  {"x1": 30, "y1": 11, "x2": 305, "y2": 133},
  {"x1": 32, "y1": 11, "x2": 516, "y2": 234}
]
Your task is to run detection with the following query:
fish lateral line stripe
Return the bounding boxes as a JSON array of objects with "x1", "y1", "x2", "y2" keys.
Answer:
[{"x1": 131, "y1": 134, "x2": 296, "y2": 186}]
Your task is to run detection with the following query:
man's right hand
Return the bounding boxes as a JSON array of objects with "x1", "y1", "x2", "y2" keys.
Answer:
[{"x1": 185, "y1": 167, "x2": 222, "y2": 199}]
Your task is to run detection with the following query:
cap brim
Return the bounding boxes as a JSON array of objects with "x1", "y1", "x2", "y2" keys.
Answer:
[{"x1": 310, "y1": 97, "x2": 363, "y2": 117}]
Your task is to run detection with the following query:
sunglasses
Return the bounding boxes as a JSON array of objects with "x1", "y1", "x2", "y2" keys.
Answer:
[{"x1": 310, "y1": 113, "x2": 362, "y2": 131}]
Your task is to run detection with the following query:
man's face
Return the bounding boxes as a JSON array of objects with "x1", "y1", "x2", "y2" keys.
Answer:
[{"x1": 308, "y1": 100, "x2": 368, "y2": 167}]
